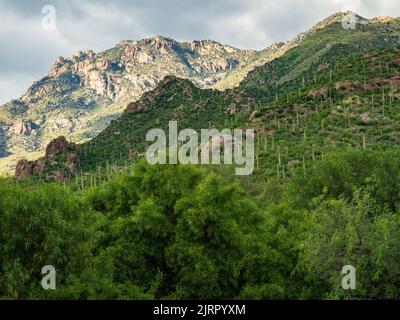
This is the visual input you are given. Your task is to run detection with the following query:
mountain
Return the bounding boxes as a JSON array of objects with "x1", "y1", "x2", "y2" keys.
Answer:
[
  {"x1": 0, "y1": 36, "x2": 265, "y2": 174},
  {"x1": 214, "y1": 11, "x2": 367, "y2": 90},
  {"x1": 240, "y1": 13, "x2": 399, "y2": 98},
  {"x1": 1, "y1": 13, "x2": 362, "y2": 174},
  {"x1": 6, "y1": 11, "x2": 400, "y2": 301},
  {"x1": 15, "y1": 12, "x2": 400, "y2": 182}
]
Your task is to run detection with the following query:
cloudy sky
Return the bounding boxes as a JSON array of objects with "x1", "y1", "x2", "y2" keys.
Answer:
[{"x1": 0, "y1": 0, "x2": 399, "y2": 104}]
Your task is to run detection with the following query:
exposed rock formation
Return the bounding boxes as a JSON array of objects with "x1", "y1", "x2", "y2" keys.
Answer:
[
  {"x1": 9, "y1": 120, "x2": 37, "y2": 136},
  {"x1": 45, "y1": 136, "x2": 73, "y2": 158},
  {"x1": 15, "y1": 136, "x2": 79, "y2": 181},
  {"x1": 15, "y1": 159, "x2": 33, "y2": 180},
  {"x1": 32, "y1": 159, "x2": 46, "y2": 175}
]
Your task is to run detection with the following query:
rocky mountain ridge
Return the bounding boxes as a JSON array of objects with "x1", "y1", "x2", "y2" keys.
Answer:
[
  {"x1": 1, "y1": 11, "x2": 396, "y2": 174},
  {"x1": 0, "y1": 36, "x2": 264, "y2": 173}
]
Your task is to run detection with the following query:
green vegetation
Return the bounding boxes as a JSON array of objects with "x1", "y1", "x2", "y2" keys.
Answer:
[
  {"x1": 29, "y1": 42, "x2": 400, "y2": 186},
  {"x1": 13, "y1": 19, "x2": 400, "y2": 183},
  {"x1": 4, "y1": 17, "x2": 400, "y2": 300},
  {"x1": 3, "y1": 149, "x2": 400, "y2": 299}
]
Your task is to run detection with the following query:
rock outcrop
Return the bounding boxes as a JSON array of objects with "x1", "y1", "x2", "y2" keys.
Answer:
[
  {"x1": 15, "y1": 136, "x2": 79, "y2": 181},
  {"x1": 15, "y1": 159, "x2": 33, "y2": 180},
  {"x1": 45, "y1": 136, "x2": 74, "y2": 158},
  {"x1": 9, "y1": 120, "x2": 37, "y2": 136}
]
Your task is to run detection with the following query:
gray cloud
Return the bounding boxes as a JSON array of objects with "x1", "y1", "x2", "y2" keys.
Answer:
[{"x1": 0, "y1": 0, "x2": 399, "y2": 104}]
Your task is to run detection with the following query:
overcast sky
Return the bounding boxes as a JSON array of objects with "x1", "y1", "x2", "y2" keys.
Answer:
[{"x1": 0, "y1": 0, "x2": 399, "y2": 104}]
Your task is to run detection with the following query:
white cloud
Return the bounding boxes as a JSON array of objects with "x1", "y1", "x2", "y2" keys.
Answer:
[{"x1": 0, "y1": 74, "x2": 32, "y2": 104}]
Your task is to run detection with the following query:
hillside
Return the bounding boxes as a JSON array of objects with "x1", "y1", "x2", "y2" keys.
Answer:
[
  {"x1": 6, "y1": 11, "x2": 400, "y2": 301},
  {"x1": 240, "y1": 14, "x2": 400, "y2": 99},
  {"x1": 0, "y1": 37, "x2": 272, "y2": 174},
  {"x1": 214, "y1": 11, "x2": 367, "y2": 90},
  {"x1": 16, "y1": 14, "x2": 400, "y2": 183},
  {"x1": 0, "y1": 12, "x2": 369, "y2": 175}
]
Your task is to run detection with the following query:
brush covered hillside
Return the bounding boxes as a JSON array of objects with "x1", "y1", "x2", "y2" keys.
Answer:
[
  {"x1": 17, "y1": 13, "x2": 400, "y2": 182},
  {"x1": 0, "y1": 12, "x2": 375, "y2": 174},
  {"x1": 0, "y1": 36, "x2": 288, "y2": 174},
  {"x1": 4, "y1": 12, "x2": 400, "y2": 300}
]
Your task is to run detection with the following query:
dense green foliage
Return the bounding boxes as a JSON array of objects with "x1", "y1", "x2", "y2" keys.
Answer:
[
  {"x1": 3, "y1": 149, "x2": 400, "y2": 299},
  {"x1": 4, "y1": 18, "x2": 400, "y2": 300}
]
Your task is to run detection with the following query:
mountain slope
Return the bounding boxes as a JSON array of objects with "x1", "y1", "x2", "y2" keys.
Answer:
[
  {"x1": 240, "y1": 14, "x2": 400, "y2": 99},
  {"x1": 215, "y1": 11, "x2": 365, "y2": 90},
  {"x1": 14, "y1": 76, "x2": 254, "y2": 181},
  {"x1": 16, "y1": 14, "x2": 400, "y2": 183},
  {"x1": 1, "y1": 13, "x2": 361, "y2": 174},
  {"x1": 0, "y1": 36, "x2": 263, "y2": 173}
]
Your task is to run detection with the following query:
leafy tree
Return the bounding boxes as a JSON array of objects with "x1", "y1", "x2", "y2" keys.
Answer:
[
  {"x1": 0, "y1": 182, "x2": 92, "y2": 299},
  {"x1": 297, "y1": 187, "x2": 400, "y2": 299},
  {"x1": 84, "y1": 161, "x2": 283, "y2": 299}
]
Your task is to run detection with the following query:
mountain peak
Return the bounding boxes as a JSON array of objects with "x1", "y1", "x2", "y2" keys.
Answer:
[
  {"x1": 317, "y1": 11, "x2": 398, "y2": 26},
  {"x1": 119, "y1": 35, "x2": 176, "y2": 46},
  {"x1": 309, "y1": 11, "x2": 366, "y2": 31}
]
